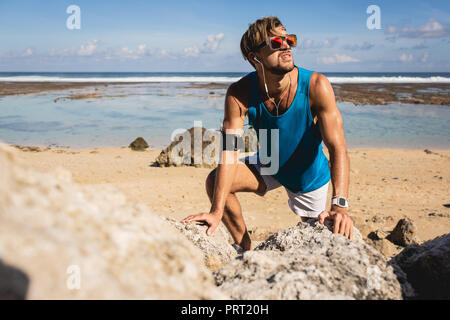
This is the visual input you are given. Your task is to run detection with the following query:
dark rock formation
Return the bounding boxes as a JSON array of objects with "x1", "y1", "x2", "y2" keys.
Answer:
[
  {"x1": 129, "y1": 137, "x2": 149, "y2": 151},
  {"x1": 387, "y1": 218, "x2": 421, "y2": 247},
  {"x1": 390, "y1": 233, "x2": 450, "y2": 299}
]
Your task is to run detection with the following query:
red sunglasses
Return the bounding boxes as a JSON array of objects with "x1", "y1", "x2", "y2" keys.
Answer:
[{"x1": 254, "y1": 34, "x2": 297, "y2": 51}]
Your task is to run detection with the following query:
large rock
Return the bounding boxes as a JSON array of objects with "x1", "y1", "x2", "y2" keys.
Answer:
[
  {"x1": 387, "y1": 218, "x2": 421, "y2": 247},
  {"x1": 154, "y1": 127, "x2": 258, "y2": 168},
  {"x1": 165, "y1": 218, "x2": 236, "y2": 271},
  {"x1": 390, "y1": 233, "x2": 450, "y2": 299},
  {"x1": 0, "y1": 143, "x2": 226, "y2": 299},
  {"x1": 154, "y1": 127, "x2": 216, "y2": 168},
  {"x1": 214, "y1": 220, "x2": 407, "y2": 300}
]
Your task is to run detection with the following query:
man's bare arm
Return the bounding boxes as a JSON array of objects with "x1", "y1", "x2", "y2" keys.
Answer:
[
  {"x1": 310, "y1": 73, "x2": 353, "y2": 239},
  {"x1": 181, "y1": 82, "x2": 245, "y2": 236},
  {"x1": 210, "y1": 84, "x2": 246, "y2": 215}
]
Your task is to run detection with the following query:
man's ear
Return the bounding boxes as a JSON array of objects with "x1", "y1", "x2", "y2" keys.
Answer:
[
  {"x1": 247, "y1": 53, "x2": 258, "y2": 69},
  {"x1": 248, "y1": 53, "x2": 259, "y2": 62}
]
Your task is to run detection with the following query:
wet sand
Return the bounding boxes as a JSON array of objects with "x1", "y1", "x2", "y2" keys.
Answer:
[
  {"x1": 12, "y1": 145, "x2": 450, "y2": 246},
  {"x1": 1, "y1": 81, "x2": 449, "y2": 106}
]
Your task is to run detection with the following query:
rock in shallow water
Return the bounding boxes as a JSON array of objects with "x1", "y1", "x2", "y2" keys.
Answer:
[
  {"x1": 0, "y1": 143, "x2": 226, "y2": 299},
  {"x1": 214, "y1": 220, "x2": 407, "y2": 300}
]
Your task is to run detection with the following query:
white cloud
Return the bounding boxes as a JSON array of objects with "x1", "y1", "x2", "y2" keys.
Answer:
[
  {"x1": 385, "y1": 19, "x2": 450, "y2": 38},
  {"x1": 399, "y1": 53, "x2": 413, "y2": 62},
  {"x1": 49, "y1": 47, "x2": 76, "y2": 57},
  {"x1": 183, "y1": 33, "x2": 225, "y2": 57},
  {"x1": 342, "y1": 42, "x2": 374, "y2": 51},
  {"x1": 160, "y1": 49, "x2": 173, "y2": 57},
  {"x1": 302, "y1": 38, "x2": 336, "y2": 50},
  {"x1": 184, "y1": 46, "x2": 200, "y2": 57},
  {"x1": 421, "y1": 52, "x2": 429, "y2": 63},
  {"x1": 137, "y1": 44, "x2": 147, "y2": 55},
  {"x1": 316, "y1": 54, "x2": 359, "y2": 64},
  {"x1": 22, "y1": 48, "x2": 33, "y2": 57},
  {"x1": 202, "y1": 33, "x2": 224, "y2": 53},
  {"x1": 385, "y1": 25, "x2": 398, "y2": 34},
  {"x1": 104, "y1": 44, "x2": 155, "y2": 60},
  {"x1": 77, "y1": 40, "x2": 99, "y2": 56}
]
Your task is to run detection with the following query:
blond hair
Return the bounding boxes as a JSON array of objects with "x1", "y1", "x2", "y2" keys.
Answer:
[{"x1": 240, "y1": 16, "x2": 283, "y2": 62}]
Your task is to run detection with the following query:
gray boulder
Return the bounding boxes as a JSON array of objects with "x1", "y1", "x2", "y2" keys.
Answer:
[
  {"x1": 154, "y1": 127, "x2": 258, "y2": 168},
  {"x1": 165, "y1": 218, "x2": 236, "y2": 271},
  {"x1": 154, "y1": 127, "x2": 219, "y2": 168},
  {"x1": 390, "y1": 233, "x2": 450, "y2": 299},
  {"x1": 214, "y1": 220, "x2": 406, "y2": 300}
]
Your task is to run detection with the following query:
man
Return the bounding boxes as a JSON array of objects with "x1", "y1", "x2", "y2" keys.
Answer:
[{"x1": 182, "y1": 16, "x2": 353, "y2": 250}]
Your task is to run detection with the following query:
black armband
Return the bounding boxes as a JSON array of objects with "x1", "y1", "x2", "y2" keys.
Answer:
[{"x1": 222, "y1": 132, "x2": 243, "y2": 151}]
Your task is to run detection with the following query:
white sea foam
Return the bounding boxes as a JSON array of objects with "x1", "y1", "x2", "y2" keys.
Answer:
[
  {"x1": 0, "y1": 75, "x2": 449, "y2": 84},
  {"x1": 0, "y1": 75, "x2": 241, "y2": 83},
  {"x1": 328, "y1": 76, "x2": 450, "y2": 84}
]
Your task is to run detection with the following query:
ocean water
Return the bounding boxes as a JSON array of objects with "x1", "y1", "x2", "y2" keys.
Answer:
[
  {"x1": 0, "y1": 74, "x2": 449, "y2": 149},
  {"x1": 0, "y1": 72, "x2": 450, "y2": 84}
]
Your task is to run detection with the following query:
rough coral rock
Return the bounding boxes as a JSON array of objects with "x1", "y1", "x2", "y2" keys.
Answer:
[
  {"x1": 390, "y1": 233, "x2": 450, "y2": 299},
  {"x1": 256, "y1": 219, "x2": 363, "y2": 250},
  {"x1": 165, "y1": 218, "x2": 236, "y2": 271},
  {"x1": 387, "y1": 218, "x2": 421, "y2": 247},
  {"x1": 214, "y1": 220, "x2": 405, "y2": 300},
  {"x1": 153, "y1": 127, "x2": 216, "y2": 168},
  {"x1": 0, "y1": 143, "x2": 226, "y2": 299}
]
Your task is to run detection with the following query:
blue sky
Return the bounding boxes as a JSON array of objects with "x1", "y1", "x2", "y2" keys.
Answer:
[{"x1": 0, "y1": 0, "x2": 449, "y2": 72}]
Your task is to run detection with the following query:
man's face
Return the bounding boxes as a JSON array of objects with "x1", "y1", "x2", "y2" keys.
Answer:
[{"x1": 257, "y1": 25, "x2": 295, "y2": 75}]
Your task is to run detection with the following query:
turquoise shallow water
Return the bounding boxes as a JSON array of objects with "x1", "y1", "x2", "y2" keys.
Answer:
[{"x1": 0, "y1": 83, "x2": 449, "y2": 149}]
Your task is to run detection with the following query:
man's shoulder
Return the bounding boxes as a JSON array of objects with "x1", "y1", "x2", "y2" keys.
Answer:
[
  {"x1": 309, "y1": 71, "x2": 329, "y2": 89},
  {"x1": 309, "y1": 72, "x2": 333, "y2": 100},
  {"x1": 308, "y1": 71, "x2": 336, "y2": 112}
]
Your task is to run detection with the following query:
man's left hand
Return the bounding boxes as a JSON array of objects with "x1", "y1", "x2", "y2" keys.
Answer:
[{"x1": 318, "y1": 206, "x2": 354, "y2": 240}]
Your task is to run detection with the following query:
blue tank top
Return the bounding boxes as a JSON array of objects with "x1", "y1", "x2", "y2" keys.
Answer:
[{"x1": 247, "y1": 65, "x2": 331, "y2": 193}]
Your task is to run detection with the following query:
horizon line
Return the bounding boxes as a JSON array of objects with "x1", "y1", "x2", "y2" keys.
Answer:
[{"x1": 1, "y1": 71, "x2": 450, "y2": 74}]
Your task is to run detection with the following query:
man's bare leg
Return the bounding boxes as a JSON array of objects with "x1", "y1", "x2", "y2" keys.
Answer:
[{"x1": 205, "y1": 162, "x2": 266, "y2": 251}]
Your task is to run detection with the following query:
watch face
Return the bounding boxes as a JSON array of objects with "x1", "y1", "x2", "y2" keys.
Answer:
[{"x1": 339, "y1": 198, "x2": 346, "y2": 206}]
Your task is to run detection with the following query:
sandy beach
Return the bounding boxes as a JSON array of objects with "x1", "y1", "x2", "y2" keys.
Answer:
[{"x1": 12, "y1": 144, "x2": 450, "y2": 245}]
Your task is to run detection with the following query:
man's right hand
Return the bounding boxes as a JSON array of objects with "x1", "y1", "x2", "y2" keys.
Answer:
[{"x1": 180, "y1": 211, "x2": 223, "y2": 236}]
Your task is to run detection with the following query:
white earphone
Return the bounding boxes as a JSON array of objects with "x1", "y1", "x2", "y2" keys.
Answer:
[{"x1": 252, "y1": 56, "x2": 277, "y2": 114}]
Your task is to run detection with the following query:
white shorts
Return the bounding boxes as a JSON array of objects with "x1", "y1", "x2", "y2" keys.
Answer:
[{"x1": 241, "y1": 155, "x2": 329, "y2": 218}]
